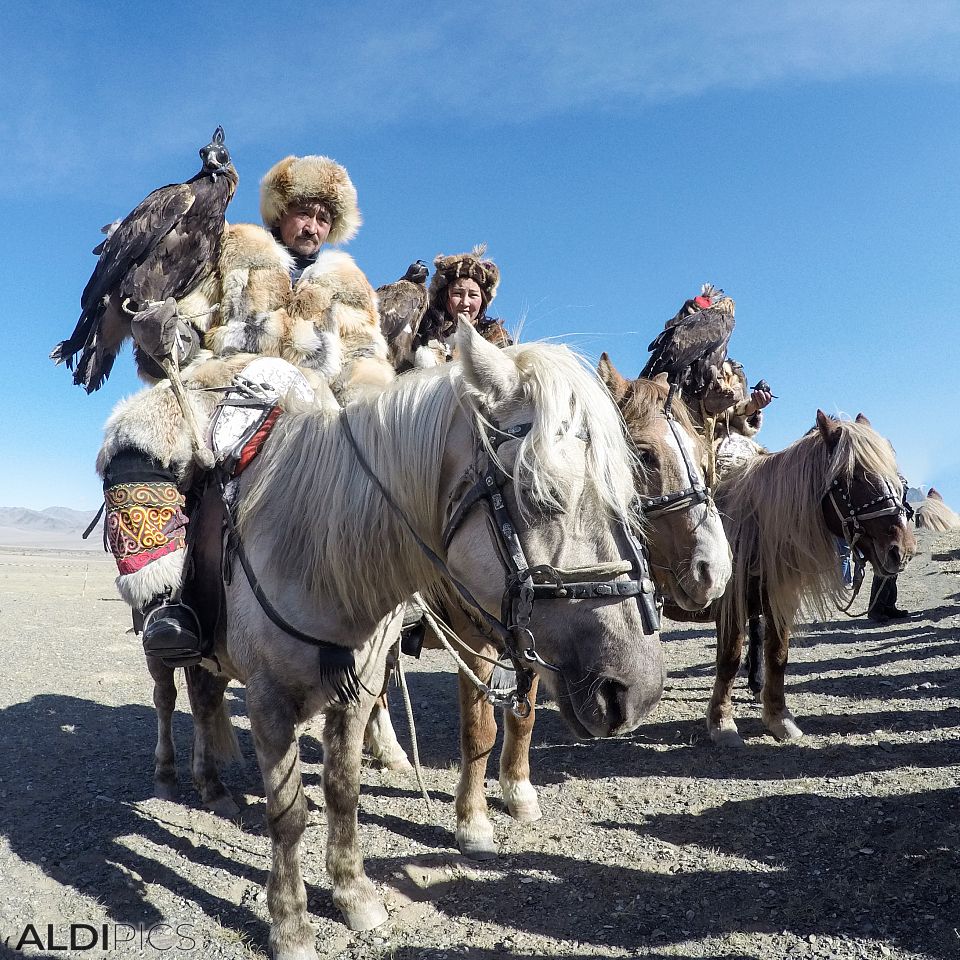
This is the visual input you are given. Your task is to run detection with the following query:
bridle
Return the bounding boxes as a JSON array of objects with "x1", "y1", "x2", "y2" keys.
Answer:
[
  {"x1": 827, "y1": 470, "x2": 910, "y2": 612},
  {"x1": 634, "y1": 409, "x2": 712, "y2": 520},
  {"x1": 340, "y1": 409, "x2": 660, "y2": 718},
  {"x1": 827, "y1": 472, "x2": 908, "y2": 553}
]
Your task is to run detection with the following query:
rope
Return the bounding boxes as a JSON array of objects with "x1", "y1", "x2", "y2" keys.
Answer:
[
  {"x1": 418, "y1": 600, "x2": 528, "y2": 717},
  {"x1": 395, "y1": 654, "x2": 432, "y2": 811}
]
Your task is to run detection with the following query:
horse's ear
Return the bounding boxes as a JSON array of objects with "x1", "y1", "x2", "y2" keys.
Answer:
[
  {"x1": 598, "y1": 352, "x2": 630, "y2": 401},
  {"x1": 456, "y1": 319, "x2": 521, "y2": 404},
  {"x1": 855, "y1": 412, "x2": 872, "y2": 426},
  {"x1": 652, "y1": 372, "x2": 670, "y2": 387},
  {"x1": 816, "y1": 409, "x2": 842, "y2": 449},
  {"x1": 929, "y1": 487, "x2": 943, "y2": 501}
]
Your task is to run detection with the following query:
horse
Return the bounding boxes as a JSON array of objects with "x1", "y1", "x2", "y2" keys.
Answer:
[
  {"x1": 707, "y1": 411, "x2": 917, "y2": 746},
  {"x1": 597, "y1": 357, "x2": 731, "y2": 612},
  {"x1": 176, "y1": 321, "x2": 664, "y2": 955},
  {"x1": 365, "y1": 354, "x2": 731, "y2": 859},
  {"x1": 915, "y1": 487, "x2": 960, "y2": 532}
]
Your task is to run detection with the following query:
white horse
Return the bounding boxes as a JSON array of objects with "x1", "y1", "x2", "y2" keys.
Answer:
[{"x1": 199, "y1": 322, "x2": 664, "y2": 957}]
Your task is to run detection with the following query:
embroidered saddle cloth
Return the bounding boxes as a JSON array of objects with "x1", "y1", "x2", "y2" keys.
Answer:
[{"x1": 208, "y1": 357, "x2": 314, "y2": 475}]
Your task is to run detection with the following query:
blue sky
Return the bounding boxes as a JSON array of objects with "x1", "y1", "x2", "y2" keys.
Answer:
[{"x1": 4, "y1": 1, "x2": 959, "y2": 511}]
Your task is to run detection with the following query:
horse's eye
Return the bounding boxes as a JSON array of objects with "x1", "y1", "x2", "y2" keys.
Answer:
[{"x1": 636, "y1": 446, "x2": 657, "y2": 469}]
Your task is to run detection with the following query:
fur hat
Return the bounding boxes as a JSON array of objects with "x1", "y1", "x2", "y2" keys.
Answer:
[
  {"x1": 428, "y1": 245, "x2": 500, "y2": 308},
  {"x1": 260, "y1": 155, "x2": 361, "y2": 245}
]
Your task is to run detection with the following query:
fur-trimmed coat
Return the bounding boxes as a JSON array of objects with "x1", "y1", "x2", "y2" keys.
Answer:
[{"x1": 170, "y1": 222, "x2": 392, "y2": 396}]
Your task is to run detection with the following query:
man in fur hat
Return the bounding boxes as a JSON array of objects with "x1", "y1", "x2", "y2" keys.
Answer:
[
  {"x1": 99, "y1": 154, "x2": 392, "y2": 667},
  {"x1": 411, "y1": 245, "x2": 511, "y2": 365}
]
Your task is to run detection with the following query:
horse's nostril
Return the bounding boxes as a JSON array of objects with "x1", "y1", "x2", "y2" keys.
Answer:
[
  {"x1": 595, "y1": 677, "x2": 629, "y2": 731},
  {"x1": 693, "y1": 560, "x2": 713, "y2": 587}
]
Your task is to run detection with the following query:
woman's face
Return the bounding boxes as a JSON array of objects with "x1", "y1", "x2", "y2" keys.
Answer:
[{"x1": 446, "y1": 278, "x2": 484, "y2": 323}]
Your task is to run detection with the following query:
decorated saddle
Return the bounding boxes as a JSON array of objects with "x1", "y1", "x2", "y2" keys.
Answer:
[{"x1": 208, "y1": 357, "x2": 314, "y2": 476}]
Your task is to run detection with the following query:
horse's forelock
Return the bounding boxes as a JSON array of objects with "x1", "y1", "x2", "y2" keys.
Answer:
[
  {"x1": 505, "y1": 343, "x2": 637, "y2": 522},
  {"x1": 827, "y1": 419, "x2": 900, "y2": 491},
  {"x1": 620, "y1": 377, "x2": 705, "y2": 464}
]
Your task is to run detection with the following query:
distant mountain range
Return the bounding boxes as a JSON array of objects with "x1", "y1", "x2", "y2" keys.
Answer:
[
  {"x1": 0, "y1": 506, "x2": 102, "y2": 550},
  {"x1": 0, "y1": 506, "x2": 95, "y2": 531}
]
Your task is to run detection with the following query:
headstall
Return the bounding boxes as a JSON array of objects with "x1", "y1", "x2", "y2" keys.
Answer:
[
  {"x1": 828, "y1": 472, "x2": 909, "y2": 614},
  {"x1": 635, "y1": 411, "x2": 712, "y2": 519},
  {"x1": 341, "y1": 409, "x2": 660, "y2": 718},
  {"x1": 827, "y1": 474, "x2": 907, "y2": 552}
]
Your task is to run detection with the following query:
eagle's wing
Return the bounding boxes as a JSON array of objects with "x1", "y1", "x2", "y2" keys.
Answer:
[
  {"x1": 376, "y1": 279, "x2": 428, "y2": 342},
  {"x1": 641, "y1": 308, "x2": 735, "y2": 383},
  {"x1": 51, "y1": 183, "x2": 197, "y2": 392},
  {"x1": 80, "y1": 183, "x2": 196, "y2": 313}
]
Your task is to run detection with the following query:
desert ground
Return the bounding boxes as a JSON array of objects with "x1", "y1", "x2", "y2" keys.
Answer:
[{"x1": 0, "y1": 529, "x2": 957, "y2": 959}]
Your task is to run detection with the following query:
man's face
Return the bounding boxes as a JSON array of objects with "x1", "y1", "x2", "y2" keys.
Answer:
[
  {"x1": 277, "y1": 201, "x2": 333, "y2": 256},
  {"x1": 446, "y1": 278, "x2": 484, "y2": 323}
]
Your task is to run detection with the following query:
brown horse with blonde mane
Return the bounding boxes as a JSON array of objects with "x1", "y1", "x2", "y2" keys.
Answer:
[
  {"x1": 708, "y1": 411, "x2": 916, "y2": 745},
  {"x1": 915, "y1": 487, "x2": 960, "y2": 532}
]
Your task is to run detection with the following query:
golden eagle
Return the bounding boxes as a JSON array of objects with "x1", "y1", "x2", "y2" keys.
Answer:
[
  {"x1": 640, "y1": 283, "x2": 736, "y2": 402},
  {"x1": 376, "y1": 260, "x2": 429, "y2": 370},
  {"x1": 51, "y1": 126, "x2": 239, "y2": 392}
]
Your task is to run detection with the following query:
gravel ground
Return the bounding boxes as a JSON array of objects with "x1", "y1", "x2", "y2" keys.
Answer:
[{"x1": 0, "y1": 529, "x2": 957, "y2": 959}]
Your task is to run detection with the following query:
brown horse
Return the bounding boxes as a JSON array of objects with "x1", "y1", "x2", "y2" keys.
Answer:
[
  {"x1": 915, "y1": 487, "x2": 960, "y2": 532},
  {"x1": 708, "y1": 411, "x2": 916, "y2": 745},
  {"x1": 367, "y1": 355, "x2": 732, "y2": 859}
]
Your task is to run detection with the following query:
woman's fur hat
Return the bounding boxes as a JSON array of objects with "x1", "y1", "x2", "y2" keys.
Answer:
[
  {"x1": 428, "y1": 244, "x2": 500, "y2": 308},
  {"x1": 260, "y1": 155, "x2": 361, "y2": 245}
]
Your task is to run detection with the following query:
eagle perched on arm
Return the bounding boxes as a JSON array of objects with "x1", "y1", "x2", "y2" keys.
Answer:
[
  {"x1": 51, "y1": 126, "x2": 238, "y2": 392},
  {"x1": 376, "y1": 260, "x2": 429, "y2": 371},
  {"x1": 640, "y1": 283, "x2": 736, "y2": 407}
]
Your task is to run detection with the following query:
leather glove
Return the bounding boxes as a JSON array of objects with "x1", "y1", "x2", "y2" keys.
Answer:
[{"x1": 131, "y1": 299, "x2": 199, "y2": 366}]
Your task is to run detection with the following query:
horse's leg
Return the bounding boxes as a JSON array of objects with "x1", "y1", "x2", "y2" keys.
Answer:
[
  {"x1": 499, "y1": 673, "x2": 542, "y2": 823},
  {"x1": 760, "y1": 612, "x2": 803, "y2": 741},
  {"x1": 707, "y1": 602, "x2": 747, "y2": 747},
  {"x1": 185, "y1": 666, "x2": 241, "y2": 817},
  {"x1": 455, "y1": 652, "x2": 499, "y2": 859},
  {"x1": 146, "y1": 656, "x2": 179, "y2": 800},
  {"x1": 323, "y1": 702, "x2": 389, "y2": 931},
  {"x1": 364, "y1": 693, "x2": 413, "y2": 772},
  {"x1": 744, "y1": 615, "x2": 764, "y2": 697},
  {"x1": 363, "y1": 648, "x2": 413, "y2": 772},
  {"x1": 247, "y1": 681, "x2": 318, "y2": 960}
]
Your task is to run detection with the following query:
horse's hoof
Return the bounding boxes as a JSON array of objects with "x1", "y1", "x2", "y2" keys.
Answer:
[
  {"x1": 272, "y1": 947, "x2": 319, "y2": 960},
  {"x1": 153, "y1": 780, "x2": 179, "y2": 802},
  {"x1": 766, "y1": 715, "x2": 804, "y2": 741},
  {"x1": 457, "y1": 823, "x2": 498, "y2": 860},
  {"x1": 340, "y1": 898, "x2": 389, "y2": 932},
  {"x1": 381, "y1": 753, "x2": 414, "y2": 774},
  {"x1": 500, "y1": 779, "x2": 542, "y2": 824},
  {"x1": 707, "y1": 718, "x2": 744, "y2": 748},
  {"x1": 205, "y1": 792, "x2": 241, "y2": 819}
]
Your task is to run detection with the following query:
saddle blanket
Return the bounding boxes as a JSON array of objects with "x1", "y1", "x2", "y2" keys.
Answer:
[{"x1": 208, "y1": 357, "x2": 314, "y2": 475}]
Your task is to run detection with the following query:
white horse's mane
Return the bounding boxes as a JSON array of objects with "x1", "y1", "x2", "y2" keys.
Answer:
[{"x1": 238, "y1": 340, "x2": 637, "y2": 622}]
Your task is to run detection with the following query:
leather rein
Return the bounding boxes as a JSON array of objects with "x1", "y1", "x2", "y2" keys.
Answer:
[{"x1": 340, "y1": 408, "x2": 660, "y2": 718}]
